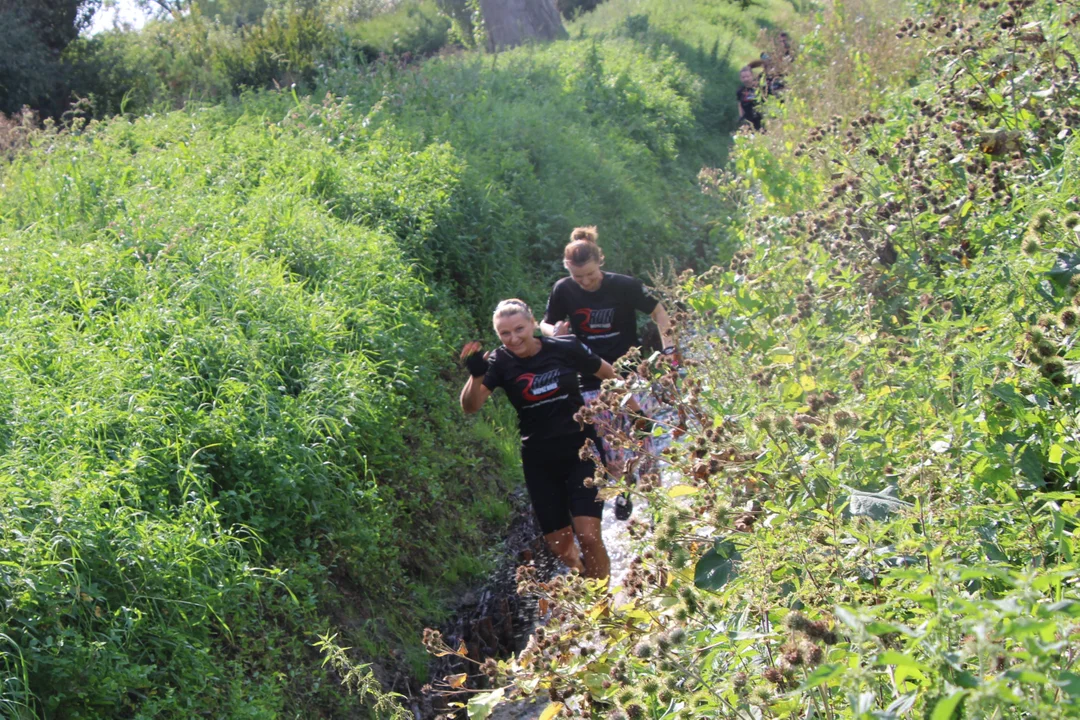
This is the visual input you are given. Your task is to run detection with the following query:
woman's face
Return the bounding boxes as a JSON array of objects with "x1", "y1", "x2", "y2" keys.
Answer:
[
  {"x1": 740, "y1": 68, "x2": 755, "y2": 86},
  {"x1": 567, "y1": 260, "x2": 604, "y2": 292},
  {"x1": 495, "y1": 312, "x2": 537, "y2": 356}
]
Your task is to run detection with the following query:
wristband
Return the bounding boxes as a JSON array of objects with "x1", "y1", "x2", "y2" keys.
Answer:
[{"x1": 464, "y1": 351, "x2": 488, "y2": 378}]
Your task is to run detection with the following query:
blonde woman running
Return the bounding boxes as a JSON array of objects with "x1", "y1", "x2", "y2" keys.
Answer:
[{"x1": 460, "y1": 299, "x2": 616, "y2": 579}]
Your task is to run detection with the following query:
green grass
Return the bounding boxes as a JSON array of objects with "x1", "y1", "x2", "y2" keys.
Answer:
[{"x1": 569, "y1": 0, "x2": 798, "y2": 162}]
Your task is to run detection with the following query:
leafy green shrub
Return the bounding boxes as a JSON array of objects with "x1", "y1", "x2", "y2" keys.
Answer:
[
  {"x1": 0, "y1": 0, "x2": 100, "y2": 113},
  {"x1": 64, "y1": 1, "x2": 452, "y2": 119},
  {"x1": 213, "y1": 7, "x2": 334, "y2": 89},
  {"x1": 434, "y1": 0, "x2": 481, "y2": 47}
]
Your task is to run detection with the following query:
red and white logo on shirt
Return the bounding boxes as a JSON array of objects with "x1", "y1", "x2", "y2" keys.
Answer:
[
  {"x1": 517, "y1": 369, "x2": 562, "y2": 401},
  {"x1": 573, "y1": 307, "x2": 615, "y2": 334}
]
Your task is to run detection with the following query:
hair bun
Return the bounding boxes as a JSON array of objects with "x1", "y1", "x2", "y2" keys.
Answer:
[{"x1": 570, "y1": 226, "x2": 599, "y2": 244}]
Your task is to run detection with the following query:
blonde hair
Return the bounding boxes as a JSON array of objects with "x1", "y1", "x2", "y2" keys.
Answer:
[
  {"x1": 492, "y1": 298, "x2": 534, "y2": 325},
  {"x1": 564, "y1": 225, "x2": 604, "y2": 267}
]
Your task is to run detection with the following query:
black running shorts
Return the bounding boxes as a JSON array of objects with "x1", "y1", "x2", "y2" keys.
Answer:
[{"x1": 520, "y1": 431, "x2": 606, "y2": 535}]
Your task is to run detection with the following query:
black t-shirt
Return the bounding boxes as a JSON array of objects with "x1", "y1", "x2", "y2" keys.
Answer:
[
  {"x1": 736, "y1": 86, "x2": 763, "y2": 130},
  {"x1": 482, "y1": 336, "x2": 603, "y2": 445},
  {"x1": 543, "y1": 272, "x2": 659, "y2": 390}
]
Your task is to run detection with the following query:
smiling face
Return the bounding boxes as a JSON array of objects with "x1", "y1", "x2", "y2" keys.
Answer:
[
  {"x1": 495, "y1": 312, "x2": 538, "y2": 357},
  {"x1": 567, "y1": 260, "x2": 604, "y2": 293}
]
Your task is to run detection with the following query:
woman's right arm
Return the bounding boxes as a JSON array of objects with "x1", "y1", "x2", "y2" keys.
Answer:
[
  {"x1": 459, "y1": 341, "x2": 493, "y2": 414},
  {"x1": 460, "y1": 376, "x2": 492, "y2": 414},
  {"x1": 541, "y1": 287, "x2": 570, "y2": 337},
  {"x1": 539, "y1": 320, "x2": 571, "y2": 337}
]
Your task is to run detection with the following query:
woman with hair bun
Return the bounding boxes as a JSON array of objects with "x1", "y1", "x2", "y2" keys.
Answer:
[
  {"x1": 539, "y1": 226, "x2": 675, "y2": 519},
  {"x1": 459, "y1": 299, "x2": 617, "y2": 579}
]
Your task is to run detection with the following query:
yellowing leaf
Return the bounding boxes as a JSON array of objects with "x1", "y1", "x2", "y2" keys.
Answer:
[
  {"x1": 447, "y1": 673, "x2": 468, "y2": 689},
  {"x1": 895, "y1": 664, "x2": 929, "y2": 688},
  {"x1": 799, "y1": 375, "x2": 817, "y2": 391},
  {"x1": 668, "y1": 484, "x2": 700, "y2": 498},
  {"x1": 588, "y1": 600, "x2": 610, "y2": 620},
  {"x1": 770, "y1": 345, "x2": 796, "y2": 364},
  {"x1": 596, "y1": 487, "x2": 622, "y2": 501},
  {"x1": 539, "y1": 703, "x2": 564, "y2": 720}
]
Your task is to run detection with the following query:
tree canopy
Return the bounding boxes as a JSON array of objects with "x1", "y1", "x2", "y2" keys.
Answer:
[{"x1": 0, "y1": 0, "x2": 99, "y2": 114}]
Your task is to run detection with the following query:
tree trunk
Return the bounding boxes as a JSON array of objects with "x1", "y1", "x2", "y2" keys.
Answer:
[{"x1": 478, "y1": 0, "x2": 566, "y2": 51}]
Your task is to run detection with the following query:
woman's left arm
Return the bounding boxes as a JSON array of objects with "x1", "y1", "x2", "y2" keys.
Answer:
[
  {"x1": 651, "y1": 303, "x2": 675, "y2": 350},
  {"x1": 594, "y1": 359, "x2": 616, "y2": 381}
]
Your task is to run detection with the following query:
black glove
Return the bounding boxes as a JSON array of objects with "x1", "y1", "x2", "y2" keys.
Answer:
[{"x1": 464, "y1": 351, "x2": 488, "y2": 378}]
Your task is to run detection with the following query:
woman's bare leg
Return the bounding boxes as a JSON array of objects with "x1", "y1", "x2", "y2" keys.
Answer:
[
  {"x1": 543, "y1": 526, "x2": 585, "y2": 574},
  {"x1": 572, "y1": 515, "x2": 610, "y2": 579}
]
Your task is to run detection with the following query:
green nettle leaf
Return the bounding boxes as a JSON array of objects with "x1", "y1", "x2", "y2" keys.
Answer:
[
  {"x1": 1055, "y1": 672, "x2": 1080, "y2": 697},
  {"x1": 467, "y1": 688, "x2": 505, "y2": 720},
  {"x1": 769, "y1": 346, "x2": 796, "y2": 364},
  {"x1": 1005, "y1": 669, "x2": 1050, "y2": 684},
  {"x1": 844, "y1": 485, "x2": 913, "y2": 520},
  {"x1": 1046, "y1": 251, "x2": 1080, "y2": 289},
  {"x1": 835, "y1": 606, "x2": 864, "y2": 632},
  {"x1": 874, "y1": 651, "x2": 931, "y2": 671},
  {"x1": 989, "y1": 382, "x2": 1023, "y2": 406},
  {"x1": 693, "y1": 538, "x2": 741, "y2": 590},
  {"x1": 799, "y1": 663, "x2": 843, "y2": 690},
  {"x1": 1048, "y1": 600, "x2": 1080, "y2": 617},
  {"x1": 931, "y1": 690, "x2": 968, "y2": 720},
  {"x1": 851, "y1": 691, "x2": 875, "y2": 715},
  {"x1": 885, "y1": 693, "x2": 918, "y2": 716},
  {"x1": 1017, "y1": 445, "x2": 1046, "y2": 488}
]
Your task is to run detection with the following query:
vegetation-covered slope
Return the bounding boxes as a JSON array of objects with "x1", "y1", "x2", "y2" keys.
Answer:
[
  {"x1": 0, "y1": 1, "x2": 794, "y2": 717},
  {"x1": 464, "y1": 0, "x2": 1080, "y2": 718},
  {"x1": 0, "y1": 98, "x2": 516, "y2": 718}
]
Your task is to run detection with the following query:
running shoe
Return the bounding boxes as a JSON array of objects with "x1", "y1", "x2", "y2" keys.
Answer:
[{"x1": 615, "y1": 492, "x2": 633, "y2": 521}]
